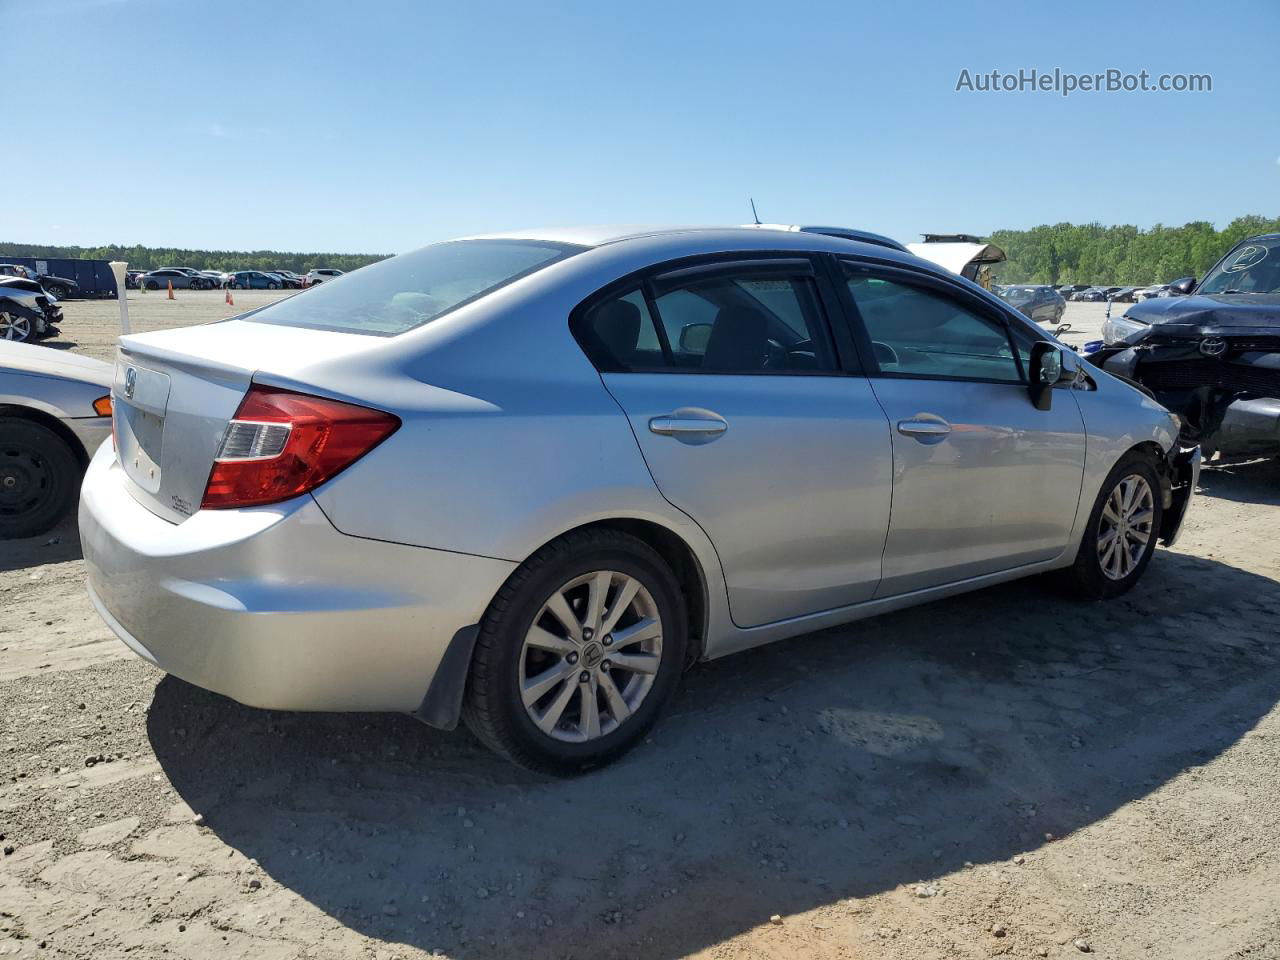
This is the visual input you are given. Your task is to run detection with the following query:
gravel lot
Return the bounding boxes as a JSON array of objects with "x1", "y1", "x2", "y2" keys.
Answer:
[{"x1": 2, "y1": 293, "x2": 1279, "y2": 960}]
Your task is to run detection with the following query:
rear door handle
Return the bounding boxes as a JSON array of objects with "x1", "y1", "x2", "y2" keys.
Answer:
[
  {"x1": 897, "y1": 418, "x2": 952, "y2": 443},
  {"x1": 649, "y1": 413, "x2": 728, "y2": 442}
]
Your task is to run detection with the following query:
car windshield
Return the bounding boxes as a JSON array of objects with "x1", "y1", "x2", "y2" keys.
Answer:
[
  {"x1": 1198, "y1": 237, "x2": 1280, "y2": 295},
  {"x1": 247, "y1": 239, "x2": 584, "y2": 336}
]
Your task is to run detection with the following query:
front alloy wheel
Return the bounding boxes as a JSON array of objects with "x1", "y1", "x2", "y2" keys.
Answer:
[
  {"x1": 1096, "y1": 474, "x2": 1154, "y2": 580},
  {"x1": 0, "y1": 312, "x2": 33, "y2": 342},
  {"x1": 1062, "y1": 451, "x2": 1163, "y2": 600}
]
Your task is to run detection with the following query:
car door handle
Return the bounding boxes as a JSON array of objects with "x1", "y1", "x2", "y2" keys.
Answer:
[
  {"x1": 649, "y1": 414, "x2": 728, "y2": 437},
  {"x1": 896, "y1": 418, "x2": 952, "y2": 442}
]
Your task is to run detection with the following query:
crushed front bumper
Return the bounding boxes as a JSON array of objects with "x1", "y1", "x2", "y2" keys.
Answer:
[{"x1": 1159, "y1": 445, "x2": 1201, "y2": 548}]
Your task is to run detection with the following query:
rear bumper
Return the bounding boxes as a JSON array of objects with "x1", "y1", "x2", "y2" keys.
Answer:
[{"x1": 79, "y1": 441, "x2": 516, "y2": 712}]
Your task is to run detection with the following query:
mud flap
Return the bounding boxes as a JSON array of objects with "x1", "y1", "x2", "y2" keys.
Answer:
[{"x1": 411, "y1": 624, "x2": 479, "y2": 730}]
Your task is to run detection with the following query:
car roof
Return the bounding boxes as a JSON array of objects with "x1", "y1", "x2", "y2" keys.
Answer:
[{"x1": 458, "y1": 225, "x2": 934, "y2": 270}]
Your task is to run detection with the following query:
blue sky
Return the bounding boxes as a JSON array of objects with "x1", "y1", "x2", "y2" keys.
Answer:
[{"x1": 8, "y1": 0, "x2": 1278, "y2": 253}]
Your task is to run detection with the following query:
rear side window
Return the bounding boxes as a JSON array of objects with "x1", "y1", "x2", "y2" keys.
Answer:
[
  {"x1": 249, "y1": 239, "x2": 583, "y2": 336},
  {"x1": 844, "y1": 269, "x2": 1023, "y2": 383},
  {"x1": 578, "y1": 264, "x2": 835, "y2": 374}
]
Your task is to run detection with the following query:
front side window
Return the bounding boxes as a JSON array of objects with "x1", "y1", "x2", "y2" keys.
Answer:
[
  {"x1": 578, "y1": 264, "x2": 835, "y2": 374},
  {"x1": 249, "y1": 239, "x2": 583, "y2": 336},
  {"x1": 844, "y1": 267, "x2": 1023, "y2": 383}
]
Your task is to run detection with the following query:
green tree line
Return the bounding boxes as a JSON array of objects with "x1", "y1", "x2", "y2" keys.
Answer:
[
  {"x1": 989, "y1": 215, "x2": 1280, "y2": 285},
  {"x1": 5, "y1": 215, "x2": 1279, "y2": 285},
  {"x1": 0, "y1": 242, "x2": 390, "y2": 274}
]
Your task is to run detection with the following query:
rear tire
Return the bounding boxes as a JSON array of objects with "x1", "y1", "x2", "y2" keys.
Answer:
[
  {"x1": 0, "y1": 418, "x2": 81, "y2": 540},
  {"x1": 1061, "y1": 451, "x2": 1164, "y2": 600},
  {"x1": 462, "y1": 529, "x2": 688, "y2": 775},
  {"x1": 145, "y1": 280, "x2": 159, "y2": 290}
]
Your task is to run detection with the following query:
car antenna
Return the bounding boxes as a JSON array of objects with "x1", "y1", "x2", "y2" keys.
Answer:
[{"x1": 749, "y1": 198, "x2": 761, "y2": 225}]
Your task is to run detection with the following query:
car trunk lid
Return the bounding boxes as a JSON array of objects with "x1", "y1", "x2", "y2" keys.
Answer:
[{"x1": 111, "y1": 319, "x2": 383, "y2": 523}]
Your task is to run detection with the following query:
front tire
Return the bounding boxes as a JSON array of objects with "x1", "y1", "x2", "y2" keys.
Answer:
[
  {"x1": 462, "y1": 529, "x2": 688, "y2": 775},
  {"x1": 0, "y1": 418, "x2": 81, "y2": 539},
  {"x1": 0, "y1": 311, "x2": 35, "y2": 343},
  {"x1": 1062, "y1": 451, "x2": 1164, "y2": 600}
]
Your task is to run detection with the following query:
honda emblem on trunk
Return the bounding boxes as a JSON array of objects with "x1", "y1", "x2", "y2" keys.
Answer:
[
  {"x1": 124, "y1": 367, "x2": 137, "y2": 398},
  {"x1": 1199, "y1": 337, "x2": 1227, "y2": 357}
]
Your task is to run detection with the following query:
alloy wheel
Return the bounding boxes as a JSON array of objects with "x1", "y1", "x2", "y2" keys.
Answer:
[
  {"x1": 0, "y1": 312, "x2": 32, "y2": 341},
  {"x1": 519, "y1": 570, "x2": 663, "y2": 743},
  {"x1": 1097, "y1": 474, "x2": 1154, "y2": 580}
]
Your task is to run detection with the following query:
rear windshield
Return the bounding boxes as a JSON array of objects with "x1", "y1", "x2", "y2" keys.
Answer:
[{"x1": 246, "y1": 239, "x2": 583, "y2": 336}]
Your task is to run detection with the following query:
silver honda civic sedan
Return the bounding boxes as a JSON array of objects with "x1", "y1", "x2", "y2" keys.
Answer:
[{"x1": 80, "y1": 227, "x2": 1199, "y2": 773}]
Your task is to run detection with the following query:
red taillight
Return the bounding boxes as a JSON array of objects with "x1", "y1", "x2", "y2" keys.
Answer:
[{"x1": 200, "y1": 385, "x2": 400, "y2": 510}]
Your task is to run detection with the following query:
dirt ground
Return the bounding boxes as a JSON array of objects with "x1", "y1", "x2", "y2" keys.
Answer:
[{"x1": 2, "y1": 294, "x2": 1279, "y2": 960}]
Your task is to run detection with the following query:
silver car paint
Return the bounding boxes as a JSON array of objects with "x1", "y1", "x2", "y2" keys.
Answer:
[
  {"x1": 82, "y1": 227, "x2": 1181, "y2": 716},
  {"x1": 602, "y1": 372, "x2": 892, "y2": 627},
  {"x1": 0, "y1": 341, "x2": 114, "y2": 456},
  {"x1": 868, "y1": 377, "x2": 1086, "y2": 596},
  {"x1": 80, "y1": 440, "x2": 515, "y2": 712}
]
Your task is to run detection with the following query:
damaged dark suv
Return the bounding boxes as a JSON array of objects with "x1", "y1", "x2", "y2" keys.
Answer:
[{"x1": 1091, "y1": 233, "x2": 1280, "y2": 459}]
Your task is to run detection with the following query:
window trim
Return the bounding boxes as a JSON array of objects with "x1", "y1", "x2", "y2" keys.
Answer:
[
  {"x1": 830, "y1": 257, "x2": 1032, "y2": 386},
  {"x1": 569, "y1": 251, "x2": 857, "y2": 377}
]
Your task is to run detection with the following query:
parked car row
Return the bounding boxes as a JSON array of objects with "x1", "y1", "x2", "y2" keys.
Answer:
[
  {"x1": 1037, "y1": 282, "x2": 1196, "y2": 303},
  {"x1": 127, "y1": 266, "x2": 344, "y2": 291}
]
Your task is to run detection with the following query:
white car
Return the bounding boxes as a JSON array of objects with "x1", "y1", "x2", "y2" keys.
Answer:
[{"x1": 305, "y1": 268, "x2": 344, "y2": 285}]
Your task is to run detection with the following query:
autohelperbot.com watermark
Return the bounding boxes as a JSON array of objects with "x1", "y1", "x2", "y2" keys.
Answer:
[{"x1": 955, "y1": 67, "x2": 1212, "y2": 97}]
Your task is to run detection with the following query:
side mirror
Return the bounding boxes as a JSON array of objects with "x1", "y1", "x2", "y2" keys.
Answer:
[
  {"x1": 1029, "y1": 341, "x2": 1065, "y2": 411},
  {"x1": 678, "y1": 322, "x2": 713, "y2": 354},
  {"x1": 1169, "y1": 276, "x2": 1196, "y2": 295}
]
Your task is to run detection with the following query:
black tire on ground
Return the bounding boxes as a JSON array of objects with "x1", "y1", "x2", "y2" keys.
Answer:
[
  {"x1": 145, "y1": 280, "x2": 159, "y2": 290},
  {"x1": 1059, "y1": 450, "x2": 1164, "y2": 600},
  {"x1": 268, "y1": 282, "x2": 279, "y2": 290},
  {"x1": 46, "y1": 285, "x2": 69, "y2": 299},
  {"x1": 0, "y1": 417, "x2": 82, "y2": 540},
  {"x1": 462, "y1": 528, "x2": 688, "y2": 775}
]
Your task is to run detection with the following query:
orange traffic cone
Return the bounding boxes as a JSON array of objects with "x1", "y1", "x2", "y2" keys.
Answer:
[
  {"x1": 167, "y1": 280, "x2": 175, "y2": 300},
  {"x1": 225, "y1": 289, "x2": 234, "y2": 307}
]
